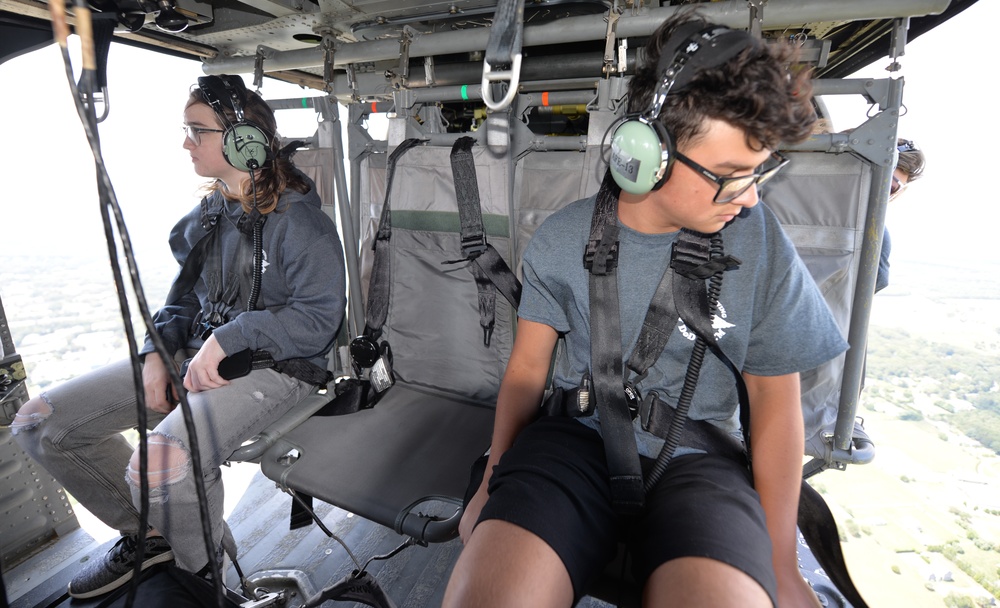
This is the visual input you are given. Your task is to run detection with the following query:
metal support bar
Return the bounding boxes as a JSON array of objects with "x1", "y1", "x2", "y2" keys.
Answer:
[
  {"x1": 886, "y1": 17, "x2": 909, "y2": 74},
  {"x1": 202, "y1": 0, "x2": 950, "y2": 74},
  {"x1": 832, "y1": 75, "x2": 904, "y2": 453},
  {"x1": 747, "y1": 0, "x2": 765, "y2": 38},
  {"x1": 602, "y1": 6, "x2": 621, "y2": 76},
  {"x1": 322, "y1": 32, "x2": 335, "y2": 94},
  {"x1": 320, "y1": 100, "x2": 364, "y2": 339},
  {"x1": 812, "y1": 77, "x2": 890, "y2": 108}
]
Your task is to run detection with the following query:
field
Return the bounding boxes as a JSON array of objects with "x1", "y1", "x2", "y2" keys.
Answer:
[{"x1": 814, "y1": 260, "x2": 1000, "y2": 608}]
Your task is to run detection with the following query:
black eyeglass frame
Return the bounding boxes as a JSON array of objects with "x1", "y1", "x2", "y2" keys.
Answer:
[
  {"x1": 674, "y1": 150, "x2": 790, "y2": 204},
  {"x1": 889, "y1": 175, "x2": 908, "y2": 199},
  {"x1": 183, "y1": 125, "x2": 225, "y2": 146}
]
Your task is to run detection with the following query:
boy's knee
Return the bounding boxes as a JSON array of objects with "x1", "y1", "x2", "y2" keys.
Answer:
[
  {"x1": 126, "y1": 433, "x2": 191, "y2": 498},
  {"x1": 10, "y1": 396, "x2": 52, "y2": 435}
]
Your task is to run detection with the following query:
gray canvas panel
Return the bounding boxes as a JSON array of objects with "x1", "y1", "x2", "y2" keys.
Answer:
[
  {"x1": 382, "y1": 228, "x2": 514, "y2": 402},
  {"x1": 764, "y1": 152, "x2": 872, "y2": 458},
  {"x1": 291, "y1": 148, "x2": 339, "y2": 223},
  {"x1": 260, "y1": 382, "x2": 494, "y2": 540},
  {"x1": 358, "y1": 144, "x2": 516, "y2": 402},
  {"x1": 513, "y1": 148, "x2": 602, "y2": 268}
]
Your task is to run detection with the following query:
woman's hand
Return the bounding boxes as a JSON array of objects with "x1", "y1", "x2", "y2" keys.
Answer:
[
  {"x1": 183, "y1": 334, "x2": 231, "y2": 393},
  {"x1": 142, "y1": 354, "x2": 179, "y2": 415}
]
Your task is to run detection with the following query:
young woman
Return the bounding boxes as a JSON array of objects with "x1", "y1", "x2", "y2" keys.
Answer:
[{"x1": 12, "y1": 75, "x2": 346, "y2": 599}]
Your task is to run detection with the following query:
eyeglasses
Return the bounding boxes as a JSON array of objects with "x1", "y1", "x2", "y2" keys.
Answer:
[
  {"x1": 183, "y1": 125, "x2": 225, "y2": 146},
  {"x1": 890, "y1": 175, "x2": 908, "y2": 199},
  {"x1": 674, "y1": 150, "x2": 789, "y2": 204}
]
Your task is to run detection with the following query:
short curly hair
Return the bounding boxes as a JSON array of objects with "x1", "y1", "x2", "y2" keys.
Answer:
[{"x1": 627, "y1": 11, "x2": 816, "y2": 152}]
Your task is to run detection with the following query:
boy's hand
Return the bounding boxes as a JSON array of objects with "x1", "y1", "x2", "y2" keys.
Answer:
[
  {"x1": 459, "y1": 483, "x2": 489, "y2": 543},
  {"x1": 776, "y1": 569, "x2": 822, "y2": 608}
]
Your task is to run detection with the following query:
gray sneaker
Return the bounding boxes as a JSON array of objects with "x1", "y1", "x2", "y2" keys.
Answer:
[{"x1": 68, "y1": 534, "x2": 174, "y2": 599}]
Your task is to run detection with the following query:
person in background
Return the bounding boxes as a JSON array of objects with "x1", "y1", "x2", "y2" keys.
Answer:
[
  {"x1": 12, "y1": 75, "x2": 346, "y2": 599},
  {"x1": 876, "y1": 138, "x2": 926, "y2": 292}
]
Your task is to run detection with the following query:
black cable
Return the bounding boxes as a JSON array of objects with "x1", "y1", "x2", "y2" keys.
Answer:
[
  {"x1": 53, "y1": 16, "x2": 226, "y2": 608},
  {"x1": 246, "y1": 170, "x2": 263, "y2": 312},
  {"x1": 644, "y1": 233, "x2": 725, "y2": 493}
]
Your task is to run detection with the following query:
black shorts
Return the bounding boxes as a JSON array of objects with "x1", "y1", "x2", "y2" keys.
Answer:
[{"x1": 477, "y1": 416, "x2": 777, "y2": 605}]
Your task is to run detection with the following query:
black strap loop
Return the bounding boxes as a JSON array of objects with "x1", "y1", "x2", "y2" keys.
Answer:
[
  {"x1": 363, "y1": 138, "x2": 424, "y2": 341},
  {"x1": 586, "y1": 177, "x2": 644, "y2": 514},
  {"x1": 448, "y1": 136, "x2": 522, "y2": 346}
]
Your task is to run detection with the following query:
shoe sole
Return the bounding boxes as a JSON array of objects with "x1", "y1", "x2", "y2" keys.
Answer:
[{"x1": 67, "y1": 549, "x2": 175, "y2": 599}]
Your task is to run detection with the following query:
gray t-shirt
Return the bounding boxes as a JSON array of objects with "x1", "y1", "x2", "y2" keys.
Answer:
[{"x1": 519, "y1": 195, "x2": 849, "y2": 457}]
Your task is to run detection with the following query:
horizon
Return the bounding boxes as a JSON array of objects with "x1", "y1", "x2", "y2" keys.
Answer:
[{"x1": 0, "y1": 2, "x2": 998, "y2": 277}]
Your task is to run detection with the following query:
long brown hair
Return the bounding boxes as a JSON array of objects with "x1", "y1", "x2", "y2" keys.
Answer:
[{"x1": 187, "y1": 82, "x2": 308, "y2": 214}]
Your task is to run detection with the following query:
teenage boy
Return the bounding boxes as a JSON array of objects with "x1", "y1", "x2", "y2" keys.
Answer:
[{"x1": 444, "y1": 12, "x2": 848, "y2": 608}]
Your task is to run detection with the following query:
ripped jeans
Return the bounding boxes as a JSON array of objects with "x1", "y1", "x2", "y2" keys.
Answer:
[{"x1": 11, "y1": 354, "x2": 313, "y2": 571}]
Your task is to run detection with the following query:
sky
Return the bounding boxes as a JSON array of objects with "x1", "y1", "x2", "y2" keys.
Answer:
[{"x1": 0, "y1": 1, "x2": 997, "y2": 281}]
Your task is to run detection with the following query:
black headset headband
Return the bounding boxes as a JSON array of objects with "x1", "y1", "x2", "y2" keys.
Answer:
[
  {"x1": 198, "y1": 75, "x2": 250, "y2": 122},
  {"x1": 656, "y1": 24, "x2": 756, "y2": 95}
]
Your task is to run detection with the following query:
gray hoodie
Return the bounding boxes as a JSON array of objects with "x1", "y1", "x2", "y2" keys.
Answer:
[{"x1": 143, "y1": 172, "x2": 346, "y2": 369}]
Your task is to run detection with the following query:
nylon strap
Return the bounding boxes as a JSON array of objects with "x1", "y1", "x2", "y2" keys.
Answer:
[
  {"x1": 164, "y1": 198, "x2": 220, "y2": 307},
  {"x1": 625, "y1": 264, "x2": 680, "y2": 379},
  {"x1": 586, "y1": 179, "x2": 643, "y2": 514},
  {"x1": 449, "y1": 136, "x2": 522, "y2": 345},
  {"x1": 484, "y1": 0, "x2": 525, "y2": 67},
  {"x1": 363, "y1": 138, "x2": 424, "y2": 340}
]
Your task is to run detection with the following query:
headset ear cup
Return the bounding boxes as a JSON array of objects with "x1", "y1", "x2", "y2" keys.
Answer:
[
  {"x1": 223, "y1": 123, "x2": 270, "y2": 171},
  {"x1": 609, "y1": 118, "x2": 673, "y2": 195}
]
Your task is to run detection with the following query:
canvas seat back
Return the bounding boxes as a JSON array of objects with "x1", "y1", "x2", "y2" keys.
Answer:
[{"x1": 258, "y1": 138, "x2": 516, "y2": 542}]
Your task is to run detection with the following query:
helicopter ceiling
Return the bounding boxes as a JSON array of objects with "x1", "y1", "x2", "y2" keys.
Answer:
[{"x1": 0, "y1": 0, "x2": 980, "y2": 99}]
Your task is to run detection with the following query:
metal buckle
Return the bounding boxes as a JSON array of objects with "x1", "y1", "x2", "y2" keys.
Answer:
[
  {"x1": 623, "y1": 383, "x2": 641, "y2": 419},
  {"x1": 349, "y1": 336, "x2": 381, "y2": 369}
]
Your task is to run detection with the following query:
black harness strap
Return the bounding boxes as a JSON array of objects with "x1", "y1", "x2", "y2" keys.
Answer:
[
  {"x1": 448, "y1": 136, "x2": 522, "y2": 346},
  {"x1": 585, "y1": 179, "x2": 644, "y2": 514},
  {"x1": 164, "y1": 198, "x2": 221, "y2": 307},
  {"x1": 363, "y1": 138, "x2": 424, "y2": 341},
  {"x1": 163, "y1": 197, "x2": 332, "y2": 388}
]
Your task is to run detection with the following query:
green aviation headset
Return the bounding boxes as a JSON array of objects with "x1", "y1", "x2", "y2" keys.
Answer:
[
  {"x1": 197, "y1": 75, "x2": 271, "y2": 172},
  {"x1": 609, "y1": 23, "x2": 756, "y2": 195}
]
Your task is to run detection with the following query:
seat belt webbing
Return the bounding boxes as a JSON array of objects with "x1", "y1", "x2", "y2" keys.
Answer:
[
  {"x1": 164, "y1": 198, "x2": 221, "y2": 307},
  {"x1": 363, "y1": 138, "x2": 424, "y2": 340},
  {"x1": 586, "y1": 180, "x2": 644, "y2": 514},
  {"x1": 449, "y1": 136, "x2": 522, "y2": 346}
]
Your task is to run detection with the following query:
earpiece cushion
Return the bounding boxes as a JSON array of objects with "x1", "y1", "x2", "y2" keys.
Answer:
[
  {"x1": 609, "y1": 119, "x2": 671, "y2": 195},
  {"x1": 223, "y1": 123, "x2": 269, "y2": 171}
]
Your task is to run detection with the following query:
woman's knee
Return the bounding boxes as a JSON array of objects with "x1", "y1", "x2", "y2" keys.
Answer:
[
  {"x1": 127, "y1": 432, "x2": 192, "y2": 500},
  {"x1": 10, "y1": 396, "x2": 53, "y2": 435}
]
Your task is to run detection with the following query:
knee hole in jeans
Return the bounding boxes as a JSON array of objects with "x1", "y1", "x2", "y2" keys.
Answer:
[
  {"x1": 127, "y1": 433, "x2": 191, "y2": 494},
  {"x1": 10, "y1": 397, "x2": 52, "y2": 434}
]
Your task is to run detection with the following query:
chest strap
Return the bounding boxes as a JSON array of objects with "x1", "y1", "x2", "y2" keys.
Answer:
[
  {"x1": 585, "y1": 174, "x2": 744, "y2": 513},
  {"x1": 447, "y1": 136, "x2": 522, "y2": 347}
]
